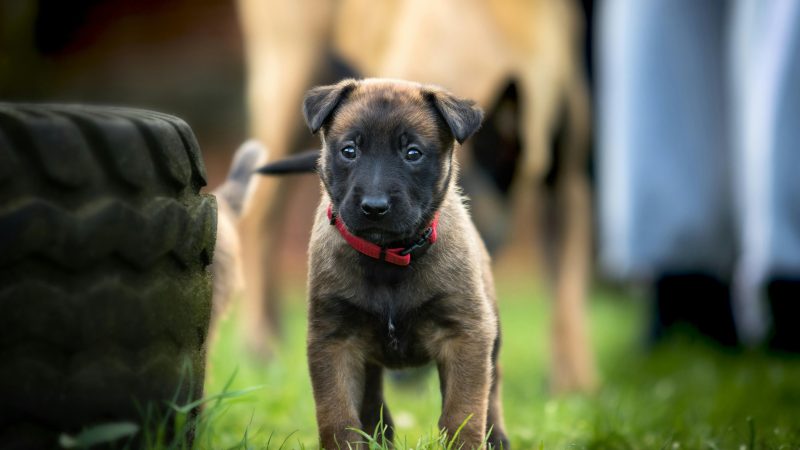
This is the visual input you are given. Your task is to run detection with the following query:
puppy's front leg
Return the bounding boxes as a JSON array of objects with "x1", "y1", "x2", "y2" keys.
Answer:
[
  {"x1": 307, "y1": 332, "x2": 366, "y2": 449},
  {"x1": 435, "y1": 333, "x2": 493, "y2": 449}
]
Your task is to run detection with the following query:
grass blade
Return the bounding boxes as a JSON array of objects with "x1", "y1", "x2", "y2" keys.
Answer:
[{"x1": 59, "y1": 422, "x2": 139, "y2": 448}]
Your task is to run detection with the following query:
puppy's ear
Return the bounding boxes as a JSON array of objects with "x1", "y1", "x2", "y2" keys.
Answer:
[
  {"x1": 426, "y1": 89, "x2": 484, "y2": 144},
  {"x1": 303, "y1": 79, "x2": 357, "y2": 134}
]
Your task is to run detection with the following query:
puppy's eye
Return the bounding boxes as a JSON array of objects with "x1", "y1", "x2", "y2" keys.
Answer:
[
  {"x1": 341, "y1": 146, "x2": 357, "y2": 160},
  {"x1": 405, "y1": 146, "x2": 422, "y2": 162}
]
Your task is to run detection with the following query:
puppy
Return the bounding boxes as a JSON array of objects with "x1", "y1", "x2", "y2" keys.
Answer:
[{"x1": 266, "y1": 79, "x2": 508, "y2": 449}]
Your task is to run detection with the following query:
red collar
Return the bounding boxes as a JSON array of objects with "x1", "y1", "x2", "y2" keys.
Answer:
[{"x1": 326, "y1": 204, "x2": 439, "y2": 266}]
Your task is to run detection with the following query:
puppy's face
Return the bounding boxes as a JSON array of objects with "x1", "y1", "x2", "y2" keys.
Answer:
[{"x1": 304, "y1": 79, "x2": 483, "y2": 245}]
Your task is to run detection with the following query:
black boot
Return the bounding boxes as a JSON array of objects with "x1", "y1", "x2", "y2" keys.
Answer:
[
  {"x1": 651, "y1": 273, "x2": 739, "y2": 347},
  {"x1": 766, "y1": 278, "x2": 800, "y2": 354}
]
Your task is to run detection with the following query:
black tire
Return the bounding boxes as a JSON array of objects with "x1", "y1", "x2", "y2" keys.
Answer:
[{"x1": 0, "y1": 104, "x2": 216, "y2": 447}]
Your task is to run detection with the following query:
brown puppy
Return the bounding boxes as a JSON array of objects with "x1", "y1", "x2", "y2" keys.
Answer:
[{"x1": 298, "y1": 79, "x2": 507, "y2": 449}]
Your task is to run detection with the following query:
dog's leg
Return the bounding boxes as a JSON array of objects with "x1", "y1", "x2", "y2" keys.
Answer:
[
  {"x1": 485, "y1": 333, "x2": 509, "y2": 449},
  {"x1": 359, "y1": 363, "x2": 394, "y2": 445},
  {"x1": 237, "y1": 0, "x2": 333, "y2": 358},
  {"x1": 435, "y1": 334, "x2": 492, "y2": 448},
  {"x1": 307, "y1": 335, "x2": 366, "y2": 449},
  {"x1": 549, "y1": 75, "x2": 596, "y2": 393}
]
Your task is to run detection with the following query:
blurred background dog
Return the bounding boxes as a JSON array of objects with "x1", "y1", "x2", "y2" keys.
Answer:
[{"x1": 238, "y1": 0, "x2": 596, "y2": 392}]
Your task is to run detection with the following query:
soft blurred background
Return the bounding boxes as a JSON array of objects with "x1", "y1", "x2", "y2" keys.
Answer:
[{"x1": 2, "y1": 0, "x2": 799, "y2": 448}]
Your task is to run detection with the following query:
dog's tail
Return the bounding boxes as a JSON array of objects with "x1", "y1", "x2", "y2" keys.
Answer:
[
  {"x1": 256, "y1": 149, "x2": 319, "y2": 175},
  {"x1": 216, "y1": 139, "x2": 269, "y2": 217},
  {"x1": 208, "y1": 139, "x2": 268, "y2": 336}
]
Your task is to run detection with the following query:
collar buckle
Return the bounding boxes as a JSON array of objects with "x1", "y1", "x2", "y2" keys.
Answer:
[{"x1": 399, "y1": 227, "x2": 434, "y2": 256}]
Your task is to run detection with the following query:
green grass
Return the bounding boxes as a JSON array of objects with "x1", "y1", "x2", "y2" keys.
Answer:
[{"x1": 193, "y1": 278, "x2": 800, "y2": 449}]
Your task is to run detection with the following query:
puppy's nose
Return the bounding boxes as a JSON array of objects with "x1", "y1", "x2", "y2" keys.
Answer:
[{"x1": 360, "y1": 196, "x2": 390, "y2": 219}]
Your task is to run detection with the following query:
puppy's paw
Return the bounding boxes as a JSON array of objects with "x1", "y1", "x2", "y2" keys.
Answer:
[{"x1": 487, "y1": 431, "x2": 510, "y2": 450}]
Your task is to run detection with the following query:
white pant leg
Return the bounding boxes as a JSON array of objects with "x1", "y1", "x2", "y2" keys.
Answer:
[
  {"x1": 597, "y1": 0, "x2": 733, "y2": 281},
  {"x1": 730, "y1": 0, "x2": 800, "y2": 343}
]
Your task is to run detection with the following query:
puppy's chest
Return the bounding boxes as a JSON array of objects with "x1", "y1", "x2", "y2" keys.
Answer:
[{"x1": 339, "y1": 286, "x2": 453, "y2": 369}]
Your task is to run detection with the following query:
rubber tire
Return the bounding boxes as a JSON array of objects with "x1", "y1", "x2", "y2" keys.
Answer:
[{"x1": 0, "y1": 104, "x2": 216, "y2": 447}]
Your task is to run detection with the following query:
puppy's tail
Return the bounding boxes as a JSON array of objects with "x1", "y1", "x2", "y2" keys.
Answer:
[
  {"x1": 216, "y1": 139, "x2": 269, "y2": 217},
  {"x1": 256, "y1": 149, "x2": 319, "y2": 175}
]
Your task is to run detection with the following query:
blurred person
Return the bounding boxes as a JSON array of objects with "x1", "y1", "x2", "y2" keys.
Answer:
[{"x1": 597, "y1": 0, "x2": 800, "y2": 351}]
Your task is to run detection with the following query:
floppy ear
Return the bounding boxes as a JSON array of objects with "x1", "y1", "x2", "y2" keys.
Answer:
[
  {"x1": 426, "y1": 89, "x2": 484, "y2": 144},
  {"x1": 302, "y1": 79, "x2": 357, "y2": 134}
]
